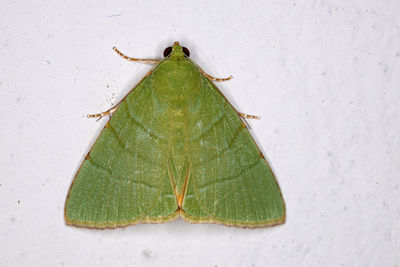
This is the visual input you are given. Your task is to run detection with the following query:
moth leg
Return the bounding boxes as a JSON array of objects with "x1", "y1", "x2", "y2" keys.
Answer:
[
  {"x1": 88, "y1": 105, "x2": 119, "y2": 121},
  {"x1": 238, "y1": 112, "x2": 260, "y2": 129},
  {"x1": 238, "y1": 112, "x2": 260, "y2": 120},
  {"x1": 202, "y1": 71, "x2": 233, "y2": 82},
  {"x1": 113, "y1": 47, "x2": 160, "y2": 64}
]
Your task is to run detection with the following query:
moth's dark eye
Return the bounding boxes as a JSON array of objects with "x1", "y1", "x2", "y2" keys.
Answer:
[
  {"x1": 163, "y1": 47, "x2": 172, "y2": 57},
  {"x1": 182, "y1": 47, "x2": 190, "y2": 57}
]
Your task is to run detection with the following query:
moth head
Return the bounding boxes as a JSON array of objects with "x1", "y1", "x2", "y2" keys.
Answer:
[{"x1": 163, "y1": 41, "x2": 190, "y2": 58}]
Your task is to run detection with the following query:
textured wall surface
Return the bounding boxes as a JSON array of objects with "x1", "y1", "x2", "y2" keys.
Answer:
[{"x1": 1, "y1": 0, "x2": 399, "y2": 266}]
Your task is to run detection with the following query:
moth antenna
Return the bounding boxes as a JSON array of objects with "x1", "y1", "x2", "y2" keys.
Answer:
[
  {"x1": 113, "y1": 47, "x2": 160, "y2": 64},
  {"x1": 202, "y1": 72, "x2": 233, "y2": 82},
  {"x1": 189, "y1": 58, "x2": 232, "y2": 82}
]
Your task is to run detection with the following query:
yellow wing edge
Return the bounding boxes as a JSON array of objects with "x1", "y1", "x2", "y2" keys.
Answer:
[
  {"x1": 65, "y1": 210, "x2": 180, "y2": 230},
  {"x1": 180, "y1": 210, "x2": 286, "y2": 229}
]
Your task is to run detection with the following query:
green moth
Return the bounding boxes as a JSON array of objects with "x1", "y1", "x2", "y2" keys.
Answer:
[{"x1": 65, "y1": 42, "x2": 285, "y2": 229}]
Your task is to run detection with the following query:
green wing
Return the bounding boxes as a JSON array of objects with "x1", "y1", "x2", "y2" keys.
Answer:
[
  {"x1": 181, "y1": 76, "x2": 285, "y2": 227},
  {"x1": 65, "y1": 74, "x2": 178, "y2": 229}
]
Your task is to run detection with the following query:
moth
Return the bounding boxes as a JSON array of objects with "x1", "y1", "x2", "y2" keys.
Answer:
[{"x1": 65, "y1": 42, "x2": 285, "y2": 228}]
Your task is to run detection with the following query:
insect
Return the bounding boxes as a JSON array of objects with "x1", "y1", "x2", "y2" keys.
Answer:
[{"x1": 65, "y1": 42, "x2": 285, "y2": 229}]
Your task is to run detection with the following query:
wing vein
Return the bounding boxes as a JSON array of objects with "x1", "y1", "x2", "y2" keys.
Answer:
[
  {"x1": 197, "y1": 157, "x2": 262, "y2": 191},
  {"x1": 107, "y1": 124, "x2": 161, "y2": 169},
  {"x1": 190, "y1": 111, "x2": 225, "y2": 142},
  {"x1": 125, "y1": 107, "x2": 166, "y2": 142},
  {"x1": 197, "y1": 125, "x2": 243, "y2": 165},
  {"x1": 88, "y1": 156, "x2": 159, "y2": 191}
]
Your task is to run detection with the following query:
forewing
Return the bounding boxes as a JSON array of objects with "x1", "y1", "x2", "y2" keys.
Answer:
[
  {"x1": 65, "y1": 75, "x2": 178, "y2": 228},
  {"x1": 181, "y1": 77, "x2": 285, "y2": 227}
]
